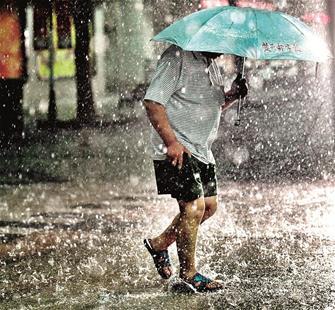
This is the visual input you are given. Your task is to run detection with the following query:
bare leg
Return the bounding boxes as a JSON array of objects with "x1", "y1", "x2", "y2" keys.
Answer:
[
  {"x1": 176, "y1": 197, "x2": 205, "y2": 279},
  {"x1": 151, "y1": 196, "x2": 218, "y2": 251},
  {"x1": 149, "y1": 196, "x2": 217, "y2": 279},
  {"x1": 201, "y1": 196, "x2": 218, "y2": 223},
  {"x1": 175, "y1": 196, "x2": 223, "y2": 289}
]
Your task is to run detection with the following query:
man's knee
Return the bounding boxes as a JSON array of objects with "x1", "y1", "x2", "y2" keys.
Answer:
[
  {"x1": 179, "y1": 197, "x2": 205, "y2": 221},
  {"x1": 204, "y1": 196, "x2": 218, "y2": 218}
]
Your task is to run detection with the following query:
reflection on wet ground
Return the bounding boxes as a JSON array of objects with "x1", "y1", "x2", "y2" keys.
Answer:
[{"x1": 0, "y1": 180, "x2": 334, "y2": 309}]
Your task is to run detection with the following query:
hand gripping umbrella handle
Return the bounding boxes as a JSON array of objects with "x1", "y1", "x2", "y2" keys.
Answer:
[{"x1": 235, "y1": 57, "x2": 246, "y2": 126}]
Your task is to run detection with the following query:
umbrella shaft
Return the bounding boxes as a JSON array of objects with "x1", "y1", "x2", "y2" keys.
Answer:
[{"x1": 235, "y1": 57, "x2": 245, "y2": 126}]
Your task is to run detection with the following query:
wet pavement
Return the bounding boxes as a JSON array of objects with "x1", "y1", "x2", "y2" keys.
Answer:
[{"x1": 0, "y1": 119, "x2": 335, "y2": 309}]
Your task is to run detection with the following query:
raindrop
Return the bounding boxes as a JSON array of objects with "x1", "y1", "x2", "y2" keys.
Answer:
[
  {"x1": 230, "y1": 11, "x2": 246, "y2": 24},
  {"x1": 129, "y1": 175, "x2": 140, "y2": 186},
  {"x1": 232, "y1": 146, "x2": 249, "y2": 166}
]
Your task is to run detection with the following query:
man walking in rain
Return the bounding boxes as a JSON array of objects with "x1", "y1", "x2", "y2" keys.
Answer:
[{"x1": 143, "y1": 45, "x2": 248, "y2": 292}]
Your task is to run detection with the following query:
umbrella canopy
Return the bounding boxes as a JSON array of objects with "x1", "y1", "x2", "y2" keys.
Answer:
[{"x1": 152, "y1": 6, "x2": 332, "y2": 62}]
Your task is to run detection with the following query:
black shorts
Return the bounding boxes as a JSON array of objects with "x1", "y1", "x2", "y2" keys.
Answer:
[{"x1": 153, "y1": 154, "x2": 217, "y2": 202}]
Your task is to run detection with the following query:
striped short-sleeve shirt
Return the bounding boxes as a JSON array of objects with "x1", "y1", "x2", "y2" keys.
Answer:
[{"x1": 144, "y1": 45, "x2": 225, "y2": 164}]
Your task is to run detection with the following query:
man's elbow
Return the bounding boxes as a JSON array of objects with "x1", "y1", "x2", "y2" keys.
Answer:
[
  {"x1": 143, "y1": 100, "x2": 164, "y2": 111},
  {"x1": 143, "y1": 99, "x2": 151, "y2": 108},
  {"x1": 143, "y1": 99, "x2": 155, "y2": 110}
]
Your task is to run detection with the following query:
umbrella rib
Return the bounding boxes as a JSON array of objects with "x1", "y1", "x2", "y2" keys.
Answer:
[{"x1": 281, "y1": 15, "x2": 305, "y2": 36}]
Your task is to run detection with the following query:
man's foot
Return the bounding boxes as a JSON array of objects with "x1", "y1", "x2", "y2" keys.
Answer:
[
  {"x1": 144, "y1": 239, "x2": 173, "y2": 279},
  {"x1": 182, "y1": 272, "x2": 224, "y2": 293}
]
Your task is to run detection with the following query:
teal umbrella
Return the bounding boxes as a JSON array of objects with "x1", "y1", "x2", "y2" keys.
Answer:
[
  {"x1": 152, "y1": 6, "x2": 332, "y2": 63},
  {"x1": 153, "y1": 6, "x2": 332, "y2": 125}
]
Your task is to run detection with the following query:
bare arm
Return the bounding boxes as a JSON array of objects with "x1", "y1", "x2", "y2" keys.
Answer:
[{"x1": 143, "y1": 100, "x2": 191, "y2": 168}]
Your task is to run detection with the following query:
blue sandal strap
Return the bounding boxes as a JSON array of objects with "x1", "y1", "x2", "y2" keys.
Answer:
[{"x1": 186, "y1": 272, "x2": 222, "y2": 293}]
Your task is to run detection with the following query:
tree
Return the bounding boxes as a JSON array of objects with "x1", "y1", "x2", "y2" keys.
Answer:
[{"x1": 72, "y1": 0, "x2": 96, "y2": 124}]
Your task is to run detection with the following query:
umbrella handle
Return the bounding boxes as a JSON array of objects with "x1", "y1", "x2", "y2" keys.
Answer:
[
  {"x1": 235, "y1": 97, "x2": 247, "y2": 126},
  {"x1": 315, "y1": 62, "x2": 319, "y2": 79},
  {"x1": 234, "y1": 57, "x2": 246, "y2": 126},
  {"x1": 241, "y1": 57, "x2": 246, "y2": 77},
  {"x1": 235, "y1": 97, "x2": 242, "y2": 126}
]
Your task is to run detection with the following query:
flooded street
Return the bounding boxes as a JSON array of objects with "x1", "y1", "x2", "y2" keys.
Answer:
[{"x1": 0, "y1": 120, "x2": 334, "y2": 309}]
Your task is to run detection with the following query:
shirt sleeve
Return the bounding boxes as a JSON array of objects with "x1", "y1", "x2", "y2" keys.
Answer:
[{"x1": 144, "y1": 50, "x2": 182, "y2": 107}]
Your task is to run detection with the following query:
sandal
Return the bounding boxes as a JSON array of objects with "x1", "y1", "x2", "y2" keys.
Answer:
[
  {"x1": 144, "y1": 238, "x2": 173, "y2": 279},
  {"x1": 183, "y1": 272, "x2": 224, "y2": 293}
]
